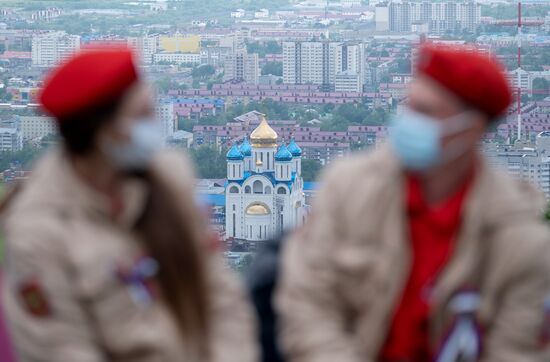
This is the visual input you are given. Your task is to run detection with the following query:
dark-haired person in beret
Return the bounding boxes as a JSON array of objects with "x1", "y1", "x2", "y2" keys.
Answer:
[
  {"x1": 0, "y1": 47, "x2": 258, "y2": 362},
  {"x1": 276, "y1": 44, "x2": 550, "y2": 362}
]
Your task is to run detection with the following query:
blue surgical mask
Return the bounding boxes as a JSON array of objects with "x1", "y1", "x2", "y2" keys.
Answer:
[
  {"x1": 389, "y1": 108, "x2": 474, "y2": 171},
  {"x1": 103, "y1": 119, "x2": 164, "y2": 172}
]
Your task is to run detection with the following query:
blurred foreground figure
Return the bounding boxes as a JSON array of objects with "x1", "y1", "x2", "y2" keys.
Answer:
[
  {"x1": 276, "y1": 44, "x2": 550, "y2": 362},
  {"x1": 0, "y1": 48, "x2": 257, "y2": 362}
]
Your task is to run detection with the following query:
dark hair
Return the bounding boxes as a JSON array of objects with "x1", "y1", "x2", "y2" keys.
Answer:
[
  {"x1": 135, "y1": 172, "x2": 211, "y2": 359},
  {"x1": 57, "y1": 101, "x2": 121, "y2": 155}
]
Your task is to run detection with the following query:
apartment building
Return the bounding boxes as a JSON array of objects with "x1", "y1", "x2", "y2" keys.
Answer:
[{"x1": 31, "y1": 31, "x2": 80, "y2": 67}]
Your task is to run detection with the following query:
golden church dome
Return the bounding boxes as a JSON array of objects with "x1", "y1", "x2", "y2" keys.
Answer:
[
  {"x1": 246, "y1": 203, "x2": 271, "y2": 215},
  {"x1": 250, "y1": 115, "x2": 278, "y2": 148}
]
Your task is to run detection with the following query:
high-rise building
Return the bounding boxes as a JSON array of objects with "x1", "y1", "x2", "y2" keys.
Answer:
[
  {"x1": 389, "y1": 0, "x2": 413, "y2": 32},
  {"x1": 334, "y1": 42, "x2": 364, "y2": 92},
  {"x1": 155, "y1": 101, "x2": 177, "y2": 139},
  {"x1": 375, "y1": 3, "x2": 390, "y2": 31},
  {"x1": 31, "y1": 32, "x2": 80, "y2": 67},
  {"x1": 283, "y1": 41, "x2": 364, "y2": 91},
  {"x1": 376, "y1": 1, "x2": 480, "y2": 34},
  {"x1": 19, "y1": 116, "x2": 56, "y2": 141},
  {"x1": 0, "y1": 127, "x2": 23, "y2": 152},
  {"x1": 485, "y1": 133, "x2": 550, "y2": 198},
  {"x1": 223, "y1": 49, "x2": 259, "y2": 84},
  {"x1": 127, "y1": 35, "x2": 158, "y2": 64}
]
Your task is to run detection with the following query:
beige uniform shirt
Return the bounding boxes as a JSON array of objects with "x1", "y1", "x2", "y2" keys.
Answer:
[
  {"x1": 276, "y1": 146, "x2": 550, "y2": 362},
  {"x1": 1, "y1": 149, "x2": 258, "y2": 362}
]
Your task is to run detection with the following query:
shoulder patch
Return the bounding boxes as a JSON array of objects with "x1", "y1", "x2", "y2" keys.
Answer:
[{"x1": 18, "y1": 279, "x2": 51, "y2": 318}]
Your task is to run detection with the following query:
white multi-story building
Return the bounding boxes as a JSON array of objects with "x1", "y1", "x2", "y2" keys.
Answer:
[
  {"x1": 283, "y1": 40, "x2": 364, "y2": 91},
  {"x1": 485, "y1": 134, "x2": 550, "y2": 198},
  {"x1": 153, "y1": 52, "x2": 201, "y2": 64},
  {"x1": 0, "y1": 127, "x2": 23, "y2": 152},
  {"x1": 508, "y1": 68, "x2": 550, "y2": 95},
  {"x1": 519, "y1": 133, "x2": 550, "y2": 198},
  {"x1": 334, "y1": 42, "x2": 364, "y2": 92},
  {"x1": 375, "y1": 4, "x2": 390, "y2": 31},
  {"x1": 223, "y1": 49, "x2": 259, "y2": 84},
  {"x1": 335, "y1": 70, "x2": 363, "y2": 92},
  {"x1": 127, "y1": 35, "x2": 158, "y2": 64},
  {"x1": 341, "y1": 0, "x2": 362, "y2": 7},
  {"x1": 283, "y1": 41, "x2": 335, "y2": 88},
  {"x1": 225, "y1": 116, "x2": 306, "y2": 242},
  {"x1": 155, "y1": 101, "x2": 177, "y2": 139},
  {"x1": 19, "y1": 116, "x2": 56, "y2": 141},
  {"x1": 377, "y1": 1, "x2": 481, "y2": 34},
  {"x1": 31, "y1": 32, "x2": 81, "y2": 67}
]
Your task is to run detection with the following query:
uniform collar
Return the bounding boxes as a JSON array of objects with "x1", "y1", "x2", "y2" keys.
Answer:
[
  {"x1": 53, "y1": 148, "x2": 149, "y2": 228},
  {"x1": 405, "y1": 170, "x2": 474, "y2": 232}
]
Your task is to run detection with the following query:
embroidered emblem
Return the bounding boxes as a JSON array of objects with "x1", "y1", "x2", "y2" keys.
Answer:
[
  {"x1": 18, "y1": 279, "x2": 51, "y2": 318},
  {"x1": 116, "y1": 256, "x2": 159, "y2": 308}
]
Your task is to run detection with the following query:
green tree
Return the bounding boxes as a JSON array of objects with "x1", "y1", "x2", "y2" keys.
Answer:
[
  {"x1": 261, "y1": 61, "x2": 283, "y2": 76},
  {"x1": 178, "y1": 117, "x2": 195, "y2": 132},
  {"x1": 246, "y1": 40, "x2": 281, "y2": 57},
  {"x1": 265, "y1": 40, "x2": 282, "y2": 54},
  {"x1": 192, "y1": 65, "x2": 215, "y2": 80},
  {"x1": 188, "y1": 145, "x2": 227, "y2": 178},
  {"x1": 395, "y1": 58, "x2": 411, "y2": 74},
  {"x1": 154, "y1": 76, "x2": 174, "y2": 94},
  {"x1": 301, "y1": 159, "x2": 322, "y2": 182},
  {"x1": 0, "y1": 144, "x2": 43, "y2": 172}
]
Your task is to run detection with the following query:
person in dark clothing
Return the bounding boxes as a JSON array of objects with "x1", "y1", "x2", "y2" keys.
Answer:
[{"x1": 247, "y1": 238, "x2": 286, "y2": 362}]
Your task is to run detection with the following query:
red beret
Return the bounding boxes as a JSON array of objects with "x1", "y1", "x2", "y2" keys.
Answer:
[
  {"x1": 39, "y1": 48, "x2": 138, "y2": 122},
  {"x1": 416, "y1": 43, "x2": 512, "y2": 120}
]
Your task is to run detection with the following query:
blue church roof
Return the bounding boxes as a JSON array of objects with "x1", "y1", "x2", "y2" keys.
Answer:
[
  {"x1": 198, "y1": 193, "x2": 225, "y2": 207},
  {"x1": 226, "y1": 144, "x2": 244, "y2": 160},
  {"x1": 287, "y1": 138, "x2": 302, "y2": 157},
  {"x1": 239, "y1": 138, "x2": 252, "y2": 157},
  {"x1": 304, "y1": 182, "x2": 319, "y2": 190},
  {"x1": 275, "y1": 143, "x2": 293, "y2": 162}
]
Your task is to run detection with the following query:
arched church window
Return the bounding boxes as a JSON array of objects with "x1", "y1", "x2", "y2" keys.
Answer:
[
  {"x1": 253, "y1": 180, "x2": 263, "y2": 194},
  {"x1": 229, "y1": 186, "x2": 239, "y2": 194},
  {"x1": 277, "y1": 187, "x2": 287, "y2": 195},
  {"x1": 245, "y1": 185, "x2": 251, "y2": 194}
]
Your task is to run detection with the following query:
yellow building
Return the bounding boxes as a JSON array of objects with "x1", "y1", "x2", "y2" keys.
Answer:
[{"x1": 159, "y1": 35, "x2": 201, "y2": 54}]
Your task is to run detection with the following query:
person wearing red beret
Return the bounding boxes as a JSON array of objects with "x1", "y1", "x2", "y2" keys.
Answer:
[
  {"x1": 276, "y1": 43, "x2": 550, "y2": 362},
  {"x1": 0, "y1": 48, "x2": 258, "y2": 362}
]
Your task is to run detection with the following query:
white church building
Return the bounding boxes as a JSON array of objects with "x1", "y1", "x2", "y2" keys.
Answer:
[{"x1": 225, "y1": 115, "x2": 306, "y2": 242}]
